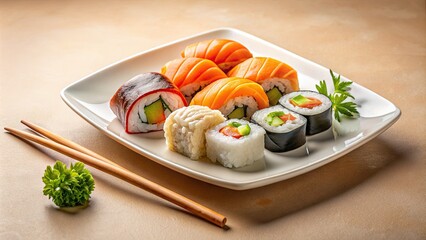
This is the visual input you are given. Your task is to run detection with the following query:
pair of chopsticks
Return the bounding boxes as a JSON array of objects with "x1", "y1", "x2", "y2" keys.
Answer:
[{"x1": 4, "y1": 121, "x2": 227, "y2": 228}]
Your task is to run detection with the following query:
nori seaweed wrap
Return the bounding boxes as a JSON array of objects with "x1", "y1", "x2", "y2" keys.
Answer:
[{"x1": 279, "y1": 90, "x2": 332, "y2": 135}]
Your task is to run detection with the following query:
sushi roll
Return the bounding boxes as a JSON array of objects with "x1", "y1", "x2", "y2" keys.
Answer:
[
  {"x1": 110, "y1": 72, "x2": 187, "y2": 134},
  {"x1": 190, "y1": 77, "x2": 269, "y2": 120},
  {"x1": 164, "y1": 105, "x2": 225, "y2": 160},
  {"x1": 279, "y1": 90, "x2": 332, "y2": 135},
  {"x1": 227, "y1": 57, "x2": 299, "y2": 106},
  {"x1": 252, "y1": 105, "x2": 307, "y2": 152},
  {"x1": 205, "y1": 119, "x2": 265, "y2": 168},
  {"x1": 160, "y1": 57, "x2": 227, "y2": 102},
  {"x1": 181, "y1": 39, "x2": 253, "y2": 73}
]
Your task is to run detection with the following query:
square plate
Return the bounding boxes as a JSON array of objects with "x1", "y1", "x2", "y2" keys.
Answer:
[{"x1": 61, "y1": 28, "x2": 400, "y2": 190}]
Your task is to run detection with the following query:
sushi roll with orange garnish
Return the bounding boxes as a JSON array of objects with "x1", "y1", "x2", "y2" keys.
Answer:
[
  {"x1": 228, "y1": 57, "x2": 299, "y2": 106},
  {"x1": 160, "y1": 57, "x2": 227, "y2": 102},
  {"x1": 181, "y1": 39, "x2": 252, "y2": 73},
  {"x1": 190, "y1": 77, "x2": 269, "y2": 120}
]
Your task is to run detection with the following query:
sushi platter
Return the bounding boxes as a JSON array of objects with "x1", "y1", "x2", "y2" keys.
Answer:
[{"x1": 61, "y1": 28, "x2": 400, "y2": 190}]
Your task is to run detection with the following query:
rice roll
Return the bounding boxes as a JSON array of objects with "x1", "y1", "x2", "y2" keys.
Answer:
[
  {"x1": 206, "y1": 119, "x2": 265, "y2": 168},
  {"x1": 279, "y1": 90, "x2": 332, "y2": 135},
  {"x1": 160, "y1": 57, "x2": 227, "y2": 102},
  {"x1": 164, "y1": 105, "x2": 225, "y2": 160},
  {"x1": 181, "y1": 39, "x2": 253, "y2": 73},
  {"x1": 110, "y1": 72, "x2": 187, "y2": 134},
  {"x1": 190, "y1": 77, "x2": 269, "y2": 120},
  {"x1": 227, "y1": 57, "x2": 299, "y2": 106},
  {"x1": 252, "y1": 105, "x2": 307, "y2": 152}
]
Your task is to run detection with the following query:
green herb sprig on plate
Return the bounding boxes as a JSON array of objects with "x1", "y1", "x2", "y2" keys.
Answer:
[
  {"x1": 316, "y1": 70, "x2": 359, "y2": 122},
  {"x1": 42, "y1": 161, "x2": 95, "y2": 208}
]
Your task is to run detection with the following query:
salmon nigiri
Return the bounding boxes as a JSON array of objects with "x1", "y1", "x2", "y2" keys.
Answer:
[
  {"x1": 161, "y1": 57, "x2": 227, "y2": 102},
  {"x1": 227, "y1": 57, "x2": 299, "y2": 106},
  {"x1": 190, "y1": 77, "x2": 269, "y2": 119},
  {"x1": 181, "y1": 39, "x2": 252, "y2": 73}
]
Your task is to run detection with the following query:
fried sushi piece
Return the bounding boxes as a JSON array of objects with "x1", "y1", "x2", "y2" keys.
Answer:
[
  {"x1": 227, "y1": 57, "x2": 299, "y2": 106},
  {"x1": 164, "y1": 105, "x2": 225, "y2": 160},
  {"x1": 180, "y1": 39, "x2": 252, "y2": 73},
  {"x1": 190, "y1": 77, "x2": 269, "y2": 120},
  {"x1": 160, "y1": 57, "x2": 227, "y2": 102},
  {"x1": 110, "y1": 72, "x2": 187, "y2": 134}
]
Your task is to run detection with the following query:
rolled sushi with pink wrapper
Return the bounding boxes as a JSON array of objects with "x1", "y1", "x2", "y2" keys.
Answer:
[{"x1": 110, "y1": 72, "x2": 187, "y2": 133}]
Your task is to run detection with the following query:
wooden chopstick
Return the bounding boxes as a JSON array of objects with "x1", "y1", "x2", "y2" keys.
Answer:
[
  {"x1": 4, "y1": 126, "x2": 227, "y2": 228},
  {"x1": 20, "y1": 120, "x2": 124, "y2": 169}
]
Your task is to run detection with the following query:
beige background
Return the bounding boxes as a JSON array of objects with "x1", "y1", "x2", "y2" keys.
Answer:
[{"x1": 1, "y1": 0, "x2": 425, "y2": 239}]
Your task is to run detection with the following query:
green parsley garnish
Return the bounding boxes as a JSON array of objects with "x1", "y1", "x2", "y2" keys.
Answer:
[
  {"x1": 316, "y1": 70, "x2": 359, "y2": 122},
  {"x1": 42, "y1": 161, "x2": 95, "y2": 208}
]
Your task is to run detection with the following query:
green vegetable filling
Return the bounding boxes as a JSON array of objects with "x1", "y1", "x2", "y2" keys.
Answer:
[
  {"x1": 266, "y1": 87, "x2": 283, "y2": 106},
  {"x1": 227, "y1": 107, "x2": 246, "y2": 119},
  {"x1": 266, "y1": 111, "x2": 285, "y2": 127},
  {"x1": 144, "y1": 98, "x2": 166, "y2": 124},
  {"x1": 290, "y1": 94, "x2": 310, "y2": 105},
  {"x1": 227, "y1": 121, "x2": 251, "y2": 136},
  {"x1": 228, "y1": 121, "x2": 242, "y2": 127},
  {"x1": 237, "y1": 124, "x2": 251, "y2": 136}
]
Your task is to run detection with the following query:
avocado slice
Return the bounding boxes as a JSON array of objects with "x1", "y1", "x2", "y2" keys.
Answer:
[
  {"x1": 237, "y1": 124, "x2": 251, "y2": 136},
  {"x1": 290, "y1": 94, "x2": 310, "y2": 106},
  {"x1": 266, "y1": 87, "x2": 283, "y2": 106},
  {"x1": 144, "y1": 99, "x2": 166, "y2": 124},
  {"x1": 270, "y1": 116, "x2": 285, "y2": 127},
  {"x1": 228, "y1": 107, "x2": 245, "y2": 119}
]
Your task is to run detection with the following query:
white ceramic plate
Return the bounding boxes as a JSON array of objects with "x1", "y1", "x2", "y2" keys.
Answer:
[{"x1": 61, "y1": 28, "x2": 400, "y2": 190}]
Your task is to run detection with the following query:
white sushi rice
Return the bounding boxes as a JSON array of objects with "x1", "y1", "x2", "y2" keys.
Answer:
[
  {"x1": 252, "y1": 105, "x2": 306, "y2": 133},
  {"x1": 279, "y1": 91, "x2": 331, "y2": 115},
  {"x1": 164, "y1": 106, "x2": 226, "y2": 160},
  {"x1": 219, "y1": 96, "x2": 259, "y2": 119},
  {"x1": 127, "y1": 92, "x2": 185, "y2": 133},
  {"x1": 180, "y1": 81, "x2": 212, "y2": 103},
  {"x1": 261, "y1": 77, "x2": 295, "y2": 93},
  {"x1": 205, "y1": 119, "x2": 265, "y2": 168}
]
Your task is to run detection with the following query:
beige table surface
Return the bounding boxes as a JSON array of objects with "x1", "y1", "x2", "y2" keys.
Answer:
[{"x1": 1, "y1": 0, "x2": 425, "y2": 239}]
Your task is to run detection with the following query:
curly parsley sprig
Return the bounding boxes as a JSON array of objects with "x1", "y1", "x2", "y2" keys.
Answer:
[
  {"x1": 42, "y1": 161, "x2": 95, "y2": 208},
  {"x1": 316, "y1": 70, "x2": 359, "y2": 122}
]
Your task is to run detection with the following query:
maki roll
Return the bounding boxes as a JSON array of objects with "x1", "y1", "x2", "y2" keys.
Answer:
[
  {"x1": 160, "y1": 57, "x2": 227, "y2": 102},
  {"x1": 190, "y1": 77, "x2": 269, "y2": 120},
  {"x1": 164, "y1": 105, "x2": 225, "y2": 160},
  {"x1": 181, "y1": 39, "x2": 253, "y2": 72},
  {"x1": 279, "y1": 91, "x2": 332, "y2": 135},
  {"x1": 227, "y1": 57, "x2": 299, "y2": 106},
  {"x1": 252, "y1": 105, "x2": 307, "y2": 152},
  {"x1": 110, "y1": 72, "x2": 187, "y2": 134},
  {"x1": 205, "y1": 119, "x2": 265, "y2": 168}
]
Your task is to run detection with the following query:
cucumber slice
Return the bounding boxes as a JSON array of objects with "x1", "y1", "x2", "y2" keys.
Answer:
[
  {"x1": 237, "y1": 124, "x2": 251, "y2": 136},
  {"x1": 266, "y1": 87, "x2": 283, "y2": 106},
  {"x1": 228, "y1": 107, "x2": 245, "y2": 119},
  {"x1": 270, "y1": 116, "x2": 285, "y2": 127},
  {"x1": 228, "y1": 121, "x2": 242, "y2": 127},
  {"x1": 266, "y1": 111, "x2": 284, "y2": 125},
  {"x1": 144, "y1": 99, "x2": 165, "y2": 124}
]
